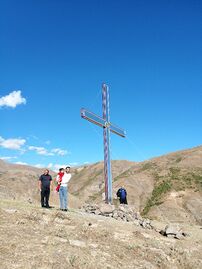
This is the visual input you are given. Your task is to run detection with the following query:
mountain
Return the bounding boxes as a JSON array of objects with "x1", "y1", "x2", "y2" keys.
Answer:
[
  {"x1": 0, "y1": 160, "x2": 82, "y2": 208},
  {"x1": 0, "y1": 145, "x2": 202, "y2": 224},
  {"x1": 68, "y1": 146, "x2": 202, "y2": 224},
  {"x1": 0, "y1": 146, "x2": 202, "y2": 269}
]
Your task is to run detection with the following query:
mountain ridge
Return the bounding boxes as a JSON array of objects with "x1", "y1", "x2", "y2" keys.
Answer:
[{"x1": 0, "y1": 145, "x2": 201, "y2": 224}]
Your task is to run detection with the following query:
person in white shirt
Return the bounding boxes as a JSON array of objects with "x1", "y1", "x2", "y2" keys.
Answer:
[{"x1": 57, "y1": 166, "x2": 71, "y2": 211}]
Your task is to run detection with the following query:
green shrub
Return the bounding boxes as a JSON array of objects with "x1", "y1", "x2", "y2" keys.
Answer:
[
  {"x1": 140, "y1": 162, "x2": 155, "y2": 171},
  {"x1": 142, "y1": 181, "x2": 171, "y2": 215}
]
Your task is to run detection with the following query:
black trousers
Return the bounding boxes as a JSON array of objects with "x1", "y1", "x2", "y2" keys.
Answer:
[
  {"x1": 41, "y1": 188, "x2": 50, "y2": 207},
  {"x1": 120, "y1": 198, "x2": 128, "y2": 204}
]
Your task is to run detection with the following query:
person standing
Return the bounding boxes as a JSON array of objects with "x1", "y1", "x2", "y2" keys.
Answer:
[
  {"x1": 57, "y1": 166, "x2": 71, "y2": 211},
  {"x1": 38, "y1": 169, "x2": 52, "y2": 208},
  {"x1": 116, "y1": 186, "x2": 128, "y2": 204},
  {"x1": 55, "y1": 168, "x2": 64, "y2": 192}
]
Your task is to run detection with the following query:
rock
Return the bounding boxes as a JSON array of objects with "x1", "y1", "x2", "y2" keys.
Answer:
[
  {"x1": 69, "y1": 240, "x2": 86, "y2": 248},
  {"x1": 118, "y1": 205, "x2": 127, "y2": 212},
  {"x1": 167, "y1": 234, "x2": 175, "y2": 238},
  {"x1": 117, "y1": 211, "x2": 124, "y2": 219},
  {"x1": 142, "y1": 221, "x2": 147, "y2": 227},
  {"x1": 58, "y1": 238, "x2": 68, "y2": 243},
  {"x1": 151, "y1": 220, "x2": 166, "y2": 232},
  {"x1": 126, "y1": 214, "x2": 134, "y2": 222},
  {"x1": 99, "y1": 204, "x2": 115, "y2": 214},
  {"x1": 134, "y1": 219, "x2": 140, "y2": 226},
  {"x1": 89, "y1": 243, "x2": 98, "y2": 248},
  {"x1": 94, "y1": 209, "x2": 101, "y2": 215},
  {"x1": 4, "y1": 209, "x2": 17, "y2": 214},
  {"x1": 27, "y1": 198, "x2": 32, "y2": 204},
  {"x1": 165, "y1": 224, "x2": 180, "y2": 235},
  {"x1": 112, "y1": 211, "x2": 118, "y2": 219},
  {"x1": 141, "y1": 219, "x2": 151, "y2": 229},
  {"x1": 83, "y1": 204, "x2": 154, "y2": 230},
  {"x1": 160, "y1": 229, "x2": 166, "y2": 236},
  {"x1": 160, "y1": 224, "x2": 188, "y2": 239},
  {"x1": 135, "y1": 212, "x2": 141, "y2": 220},
  {"x1": 175, "y1": 233, "x2": 185, "y2": 240}
]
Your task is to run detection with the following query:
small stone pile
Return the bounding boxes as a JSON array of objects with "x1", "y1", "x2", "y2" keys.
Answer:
[
  {"x1": 160, "y1": 224, "x2": 189, "y2": 239},
  {"x1": 83, "y1": 204, "x2": 153, "y2": 229}
]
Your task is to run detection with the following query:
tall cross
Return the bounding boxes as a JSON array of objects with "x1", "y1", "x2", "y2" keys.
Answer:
[{"x1": 80, "y1": 83, "x2": 126, "y2": 204}]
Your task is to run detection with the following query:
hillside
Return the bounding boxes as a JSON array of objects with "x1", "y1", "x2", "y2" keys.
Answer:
[
  {"x1": 0, "y1": 146, "x2": 202, "y2": 224},
  {"x1": 69, "y1": 146, "x2": 202, "y2": 224},
  {"x1": 0, "y1": 146, "x2": 202, "y2": 269},
  {"x1": 1, "y1": 199, "x2": 202, "y2": 269},
  {"x1": 0, "y1": 160, "x2": 82, "y2": 208}
]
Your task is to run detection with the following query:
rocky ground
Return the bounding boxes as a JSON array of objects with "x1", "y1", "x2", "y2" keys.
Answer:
[
  {"x1": 0, "y1": 146, "x2": 201, "y2": 268},
  {"x1": 0, "y1": 199, "x2": 202, "y2": 269}
]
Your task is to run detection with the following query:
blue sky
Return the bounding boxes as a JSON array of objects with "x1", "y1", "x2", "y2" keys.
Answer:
[{"x1": 0, "y1": 0, "x2": 201, "y2": 170}]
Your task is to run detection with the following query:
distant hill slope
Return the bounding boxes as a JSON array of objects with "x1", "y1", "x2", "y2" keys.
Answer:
[
  {"x1": 0, "y1": 160, "x2": 43, "y2": 201},
  {"x1": 1, "y1": 145, "x2": 202, "y2": 224},
  {"x1": 69, "y1": 146, "x2": 202, "y2": 224},
  {"x1": 0, "y1": 160, "x2": 82, "y2": 208}
]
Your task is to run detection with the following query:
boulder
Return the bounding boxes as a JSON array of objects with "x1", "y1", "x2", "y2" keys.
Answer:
[
  {"x1": 99, "y1": 204, "x2": 115, "y2": 215},
  {"x1": 160, "y1": 224, "x2": 187, "y2": 239}
]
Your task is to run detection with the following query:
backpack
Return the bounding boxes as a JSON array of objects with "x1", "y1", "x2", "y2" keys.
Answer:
[{"x1": 120, "y1": 188, "x2": 126, "y2": 200}]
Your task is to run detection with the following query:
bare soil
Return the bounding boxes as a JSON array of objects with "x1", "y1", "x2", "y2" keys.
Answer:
[{"x1": 0, "y1": 199, "x2": 202, "y2": 269}]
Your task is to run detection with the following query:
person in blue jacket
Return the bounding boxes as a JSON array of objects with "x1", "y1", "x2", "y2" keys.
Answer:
[{"x1": 116, "y1": 186, "x2": 128, "y2": 204}]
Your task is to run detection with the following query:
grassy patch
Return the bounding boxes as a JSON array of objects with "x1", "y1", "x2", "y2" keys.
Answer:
[
  {"x1": 167, "y1": 167, "x2": 202, "y2": 191},
  {"x1": 192, "y1": 173, "x2": 202, "y2": 186},
  {"x1": 143, "y1": 167, "x2": 202, "y2": 215},
  {"x1": 74, "y1": 170, "x2": 103, "y2": 196},
  {"x1": 140, "y1": 162, "x2": 155, "y2": 172},
  {"x1": 142, "y1": 181, "x2": 171, "y2": 215},
  {"x1": 113, "y1": 168, "x2": 131, "y2": 182},
  {"x1": 152, "y1": 172, "x2": 163, "y2": 182},
  {"x1": 169, "y1": 167, "x2": 180, "y2": 179},
  {"x1": 182, "y1": 172, "x2": 202, "y2": 191},
  {"x1": 175, "y1": 157, "x2": 182, "y2": 163}
]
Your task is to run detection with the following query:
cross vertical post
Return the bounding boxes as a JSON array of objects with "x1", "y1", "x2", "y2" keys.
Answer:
[
  {"x1": 102, "y1": 84, "x2": 112, "y2": 203},
  {"x1": 81, "y1": 83, "x2": 126, "y2": 204}
]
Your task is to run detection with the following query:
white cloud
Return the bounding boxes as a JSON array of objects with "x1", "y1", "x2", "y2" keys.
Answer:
[
  {"x1": 45, "y1": 140, "x2": 51, "y2": 145},
  {"x1": 28, "y1": 145, "x2": 69, "y2": 157},
  {"x1": 34, "y1": 163, "x2": 66, "y2": 172},
  {"x1": 49, "y1": 163, "x2": 67, "y2": 172},
  {"x1": 0, "y1": 90, "x2": 26, "y2": 108},
  {"x1": 15, "y1": 161, "x2": 28, "y2": 165},
  {"x1": 51, "y1": 148, "x2": 69, "y2": 156},
  {"x1": 28, "y1": 146, "x2": 54, "y2": 156},
  {"x1": 69, "y1": 162, "x2": 79, "y2": 167},
  {"x1": 34, "y1": 164, "x2": 46, "y2": 168},
  {"x1": 32, "y1": 163, "x2": 70, "y2": 172},
  {"x1": 54, "y1": 164, "x2": 67, "y2": 170},
  {"x1": 0, "y1": 156, "x2": 17, "y2": 160},
  {"x1": 0, "y1": 136, "x2": 26, "y2": 150},
  {"x1": 47, "y1": 163, "x2": 53, "y2": 169}
]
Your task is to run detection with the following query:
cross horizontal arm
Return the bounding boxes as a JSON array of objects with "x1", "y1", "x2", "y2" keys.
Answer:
[
  {"x1": 81, "y1": 108, "x2": 126, "y2": 137},
  {"x1": 81, "y1": 108, "x2": 106, "y2": 128},
  {"x1": 109, "y1": 123, "x2": 126, "y2": 138}
]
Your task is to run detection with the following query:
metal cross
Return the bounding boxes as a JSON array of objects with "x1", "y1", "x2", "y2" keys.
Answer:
[{"x1": 80, "y1": 83, "x2": 126, "y2": 204}]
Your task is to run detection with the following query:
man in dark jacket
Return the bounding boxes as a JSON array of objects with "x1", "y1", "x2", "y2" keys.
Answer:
[
  {"x1": 38, "y1": 169, "x2": 52, "y2": 208},
  {"x1": 116, "y1": 186, "x2": 128, "y2": 204}
]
